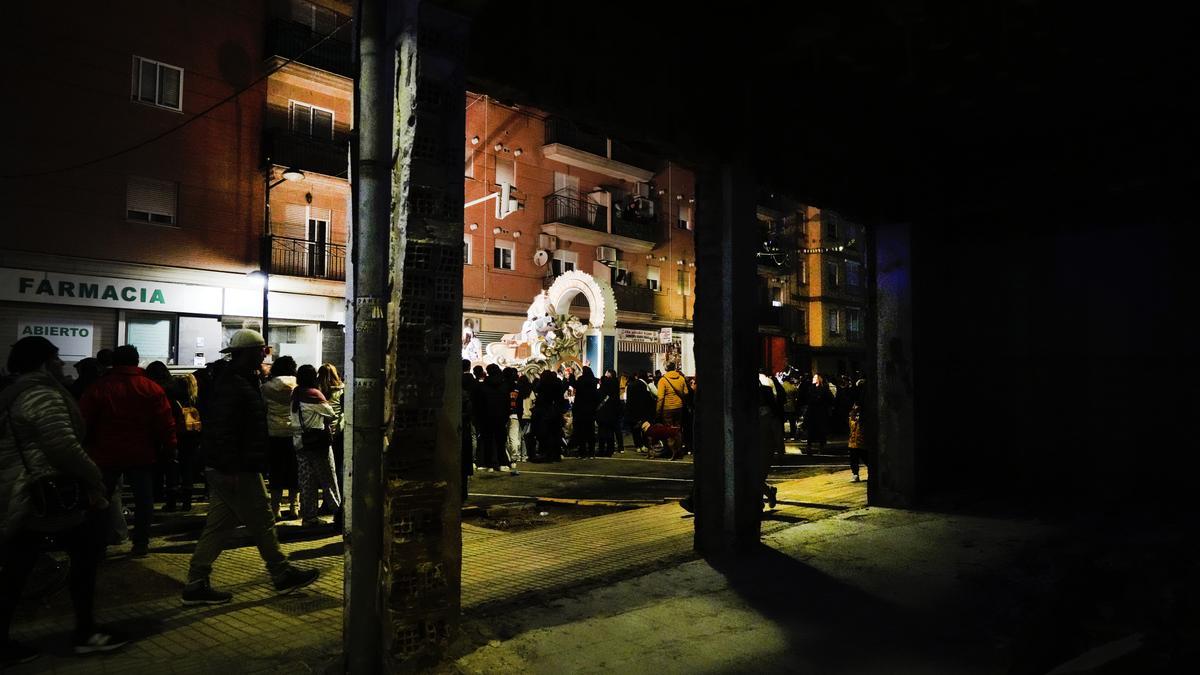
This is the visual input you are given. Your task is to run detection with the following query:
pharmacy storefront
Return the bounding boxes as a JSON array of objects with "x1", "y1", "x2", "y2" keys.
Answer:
[
  {"x1": 0, "y1": 267, "x2": 344, "y2": 373},
  {"x1": 615, "y1": 327, "x2": 695, "y2": 376}
]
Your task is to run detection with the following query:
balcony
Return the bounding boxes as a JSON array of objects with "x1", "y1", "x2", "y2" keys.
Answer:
[
  {"x1": 266, "y1": 129, "x2": 349, "y2": 179},
  {"x1": 542, "y1": 117, "x2": 655, "y2": 183},
  {"x1": 267, "y1": 235, "x2": 346, "y2": 282},
  {"x1": 612, "y1": 284, "x2": 656, "y2": 314},
  {"x1": 542, "y1": 191, "x2": 656, "y2": 253},
  {"x1": 266, "y1": 19, "x2": 354, "y2": 78}
]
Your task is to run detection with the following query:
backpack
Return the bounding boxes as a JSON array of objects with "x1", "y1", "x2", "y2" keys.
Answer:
[{"x1": 178, "y1": 402, "x2": 202, "y2": 433}]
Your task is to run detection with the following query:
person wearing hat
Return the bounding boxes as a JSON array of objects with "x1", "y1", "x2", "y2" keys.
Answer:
[{"x1": 181, "y1": 329, "x2": 318, "y2": 605}]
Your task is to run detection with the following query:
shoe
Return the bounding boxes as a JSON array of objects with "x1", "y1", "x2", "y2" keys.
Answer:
[
  {"x1": 181, "y1": 579, "x2": 233, "y2": 606},
  {"x1": 131, "y1": 542, "x2": 149, "y2": 558},
  {"x1": 73, "y1": 628, "x2": 130, "y2": 655},
  {"x1": 486, "y1": 468, "x2": 496, "y2": 472},
  {"x1": 767, "y1": 486, "x2": 778, "y2": 509},
  {"x1": 1, "y1": 641, "x2": 40, "y2": 667},
  {"x1": 851, "y1": 474, "x2": 861, "y2": 482},
  {"x1": 273, "y1": 566, "x2": 319, "y2": 595},
  {"x1": 679, "y1": 497, "x2": 694, "y2": 514},
  {"x1": 499, "y1": 466, "x2": 511, "y2": 472}
]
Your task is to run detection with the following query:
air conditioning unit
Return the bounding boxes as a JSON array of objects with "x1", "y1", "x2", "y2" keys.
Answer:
[
  {"x1": 596, "y1": 246, "x2": 618, "y2": 262},
  {"x1": 538, "y1": 234, "x2": 558, "y2": 250}
]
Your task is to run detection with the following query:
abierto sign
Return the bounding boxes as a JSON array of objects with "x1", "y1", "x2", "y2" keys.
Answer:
[
  {"x1": 18, "y1": 320, "x2": 94, "y2": 362},
  {"x1": 1, "y1": 267, "x2": 223, "y2": 314}
]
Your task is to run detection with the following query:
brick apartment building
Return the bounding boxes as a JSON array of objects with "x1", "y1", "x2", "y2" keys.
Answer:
[
  {"x1": 1, "y1": 0, "x2": 353, "y2": 372},
  {"x1": 463, "y1": 94, "x2": 698, "y2": 375},
  {"x1": 756, "y1": 198, "x2": 867, "y2": 379}
]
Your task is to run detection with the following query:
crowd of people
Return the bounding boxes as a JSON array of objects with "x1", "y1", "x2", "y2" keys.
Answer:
[
  {"x1": 0, "y1": 329, "x2": 331, "y2": 666},
  {"x1": 460, "y1": 360, "x2": 699, "y2": 498}
]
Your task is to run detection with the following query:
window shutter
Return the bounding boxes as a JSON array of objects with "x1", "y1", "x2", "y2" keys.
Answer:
[
  {"x1": 495, "y1": 158, "x2": 515, "y2": 187},
  {"x1": 127, "y1": 177, "x2": 177, "y2": 223},
  {"x1": 280, "y1": 204, "x2": 307, "y2": 236},
  {"x1": 158, "y1": 66, "x2": 181, "y2": 109},
  {"x1": 312, "y1": 108, "x2": 334, "y2": 138},
  {"x1": 290, "y1": 102, "x2": 312, "y2": 134},
  {"x1": 138, "y1": 59, "x2": 157, "y2": 102}
]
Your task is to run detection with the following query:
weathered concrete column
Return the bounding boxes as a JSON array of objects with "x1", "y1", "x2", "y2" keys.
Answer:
[
  {"x1": 347, "y1": 0, "x2": 469, "y2": 671},
  {"x1": 870, "y1": 223, "x2": 916, "y2": 507},
  {"x1": 692, "y1": 163, "x2": 763, "y2": 553}
]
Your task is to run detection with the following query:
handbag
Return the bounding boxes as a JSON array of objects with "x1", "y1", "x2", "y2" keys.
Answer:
[{"x1": 3, "y1": 408, "x2": 88, "y2": 531}]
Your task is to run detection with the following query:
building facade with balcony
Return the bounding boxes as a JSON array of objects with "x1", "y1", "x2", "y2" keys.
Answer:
[
  {"x1": 755, "y1": 201, "x2": 867, "y2": 380},
  {"x1": 463, "y1": 94, "x2": 698, "y2": 375},
  {"x1": 0, "y1": 0, "x2": 352, "y2": 372}
]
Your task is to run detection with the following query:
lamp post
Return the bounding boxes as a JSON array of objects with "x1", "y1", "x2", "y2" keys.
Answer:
[{"x1": 261, "y1": 165, "x2": 305, "y2": 344}]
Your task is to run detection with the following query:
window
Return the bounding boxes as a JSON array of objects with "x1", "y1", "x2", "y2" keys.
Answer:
[
  {"x1": 126, "y1": 176, "x2": 178, "y2": 225},
  {"x1": 552, "y1": 250, "x2": 577, "y2": 276},
  {"x1": 800, "y1": 258, "x2": 808, "y2": 285},
  {"x1": 464, "y1": 145, "x2": 475, "y2": 179},
  {"x1": 847, "y1": 308, "x2": 862, "y2": 339},
  {"x1": 797, "y1": 308, "x2": 807, "y2": 335},
  {"x1": 677, "y1": 269, "x2": 691, "y2": 296},
  {"x1": 289, "y1": 101, "x2": 334, "y2": 139},
  {"x1": 846, "y1": 260, "x2": 862, "y2": 288},
  {"x1": 131, "y1": 56, "x2": 183, "y2": 111},
  {"x1": 611, "y1": 261, "x2": 631, "y2": 286},
  {"x1": 770, "y1": 286, "x2": 783, "y2": 307},
  {"x1": 126, "y1": 314, "x2": 174, "y2": 364},
  {"x1": 307, "y1": 213, "x2": 329, "y2": 277},
  {"x1": 554, "y1": 172, "x2": 579, "y2": 197},
  {"x1": 828, "y1": 308, "x2": 841, "y2": 336},
  {"x1": 678, "y1": 204, "x2": 692, "y2": 230},
  {"x1": 495, "y1": 157, "x2": 515, "y2": 188},
  {"x1": 825, "y1": 261, "x2": 840, "y2": 289},
  {"x1": 463, "y1": 234, "x2": 473, "y2": 265},
  {"x1": 493, "y1": 240, "x2": 514, "y2": 270},
  {"x1": 647, "y1": 266, "x2": 661, "y2": 291},
  {"x1": 824, "y1": 216, "x2": 839, "y2": 241}
]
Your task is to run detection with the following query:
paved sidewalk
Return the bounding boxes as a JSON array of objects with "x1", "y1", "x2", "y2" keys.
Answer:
[{"x1": 7, "y1": 471, "x2": 867, "y2": 674}]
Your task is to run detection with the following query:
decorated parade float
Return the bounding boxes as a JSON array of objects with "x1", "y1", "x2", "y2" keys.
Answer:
[{"x1": 462, "y1": 271, "x2": 618, "y2": 377}]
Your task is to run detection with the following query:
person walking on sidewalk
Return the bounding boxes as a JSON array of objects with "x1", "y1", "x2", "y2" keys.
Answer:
[
  {"x1": 181, "y1": 330, "x2": 318, "y2": 606},
  {"x1": 758, "y1": 370, "x2": 785, "y2": 509},
  {"x1": 596, "y1": 369, "x2": 623, "y2": 457},
  {"x1": 804, "y1": 373, "x2": 834, "y2": 455},
  {"x1": 1, "y1": 336, "x2": 128, "y2": 665},
  {"x1": 290, "y1": 364, "x2": 341, "y2": 527},
  {"x1": 79, "y1": 345, "x2": 177, "y2": 558},
  {"x1": 848, "y1": 402, "x2": 866, "y2": 482},
  {"x1": 261, "y1": 356, "x2": 299, "y2": 521}
]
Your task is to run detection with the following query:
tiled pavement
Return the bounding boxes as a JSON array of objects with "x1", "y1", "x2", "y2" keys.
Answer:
[{"x1": 7, "y1": 470, "x2": 866, "y2": 673}]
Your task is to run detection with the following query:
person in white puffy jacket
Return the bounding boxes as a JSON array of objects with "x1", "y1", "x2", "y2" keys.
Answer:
[
  {"x1": 260, "y1": 356, "x2": 298, "y2": 520},
  {"x1": 289, "y1": 364, "x2": 341, "y2": 527}
]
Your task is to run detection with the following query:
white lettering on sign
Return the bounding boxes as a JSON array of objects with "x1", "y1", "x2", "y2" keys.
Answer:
[{"x1": 17, "y1": 320, "x2": 95, "y2": 362}]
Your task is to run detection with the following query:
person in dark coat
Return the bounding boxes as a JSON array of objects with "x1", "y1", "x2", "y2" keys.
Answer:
[
  {"x1": 476, "y1": 364, "x2": 509, "y2": 471},
  {"x1": 596, "y1": 369, "x2": 623, "y2": 456},
  {"x1": 804, "y1": 372, "x2": 835, "y2": 455},
  {"x1": 571, "y1": 367, "x2": 599, "y2": 458},
  {"x1": 533, "y1": 370, "x2": 564, "y2": 462},
  {"x1": 624, "y1": 372, "x2": 654, "y2": 451},
  {"x1": 460, "y1": 360, "x2": 475, "y2": 501}
]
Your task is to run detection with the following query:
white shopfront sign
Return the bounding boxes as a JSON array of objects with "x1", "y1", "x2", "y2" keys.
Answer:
[
  {"x1": 222, "y1": 287, "x2": 343, "y2": 323},
  {"x1": 16, "y1": 320, "x2": 94, "y2": 361},
  {"x1": 1, "y1": 268, "x2": 222, "y2": 314}
]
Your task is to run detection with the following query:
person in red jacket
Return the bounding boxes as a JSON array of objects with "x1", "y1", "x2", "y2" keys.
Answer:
[{"x1": 79, "y1": 345, "x2": 176, "y2": 558}]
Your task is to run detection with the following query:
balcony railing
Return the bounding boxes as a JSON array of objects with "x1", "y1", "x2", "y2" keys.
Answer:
[
  {"x1": 267, "y1": 235, "x2": 346, "y2": 281},
  {"x1": 611, "y1": 213, "x2": 657, "y2": 242},
  {"x1": 612, "y1": 283, "x2": 655, "y2": 314},
  {"x1": 266, "y1": 129, "x2": 349, "y2": 178},
  {"x1": 544, "y1": 192, "x2": 607, "y2": 232},
  {"x1": 266, "y1": 19, "x2": 354, "y2": 78}
]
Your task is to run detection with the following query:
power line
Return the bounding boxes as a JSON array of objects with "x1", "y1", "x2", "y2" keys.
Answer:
[{"x1": 2, "y1": 18, "x2": 355, "y2": 180}]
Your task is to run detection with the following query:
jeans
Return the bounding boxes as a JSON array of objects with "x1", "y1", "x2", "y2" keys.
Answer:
[
  {"x1": 103, "y1": 466, "x2": 154, "y2": 546},
  {"x1": 1, "y1": 511, "x2": 106, "y2": 640},
  {"x1": 506, "y1": 416, "x2": 524, "y2": 463},
  {"x1": 187, "y1": 470, "x2": 288, "y2": 582}
]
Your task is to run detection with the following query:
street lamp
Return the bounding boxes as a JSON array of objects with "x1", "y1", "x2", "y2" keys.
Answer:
[{"x1": 262, "y1": 166, "x2": 305, "y2": 344}]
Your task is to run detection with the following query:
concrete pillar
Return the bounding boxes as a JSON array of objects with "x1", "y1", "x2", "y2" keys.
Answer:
[
  {"x1": 692, "y1": 164, "x2": 763, "y2": 553},
  {"x1": 346, "y1": 1, "x2": 469, "y2": 671},
  {"x1": 870, "y1": 223, "x2": 916, "y2": 507}
]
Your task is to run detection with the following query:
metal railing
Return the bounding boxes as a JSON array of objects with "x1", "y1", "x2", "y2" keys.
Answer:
[
  {"x1": 611, "y1": 213, "x2": 657, "y2": 242},
  {"x1": 543, "y1": 192, "x2": 607, "y2": 232},
  {"x1": 612, "y1": 283, "x2": 655, "y2": 314},
  {"x1": 266, "y1": 129, "x2": 349, "y2": 178},
  {"x1": 267, "y1": 235, "x2": 346, "y2": 281},
  {"x1": 266, "y1": 19, "x2": 354, "y2": 78}
]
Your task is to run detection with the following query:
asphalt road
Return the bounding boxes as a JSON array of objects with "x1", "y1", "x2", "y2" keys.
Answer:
[{"x1": 466, "y1": 440, "x2": 852, "y2": 507}]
